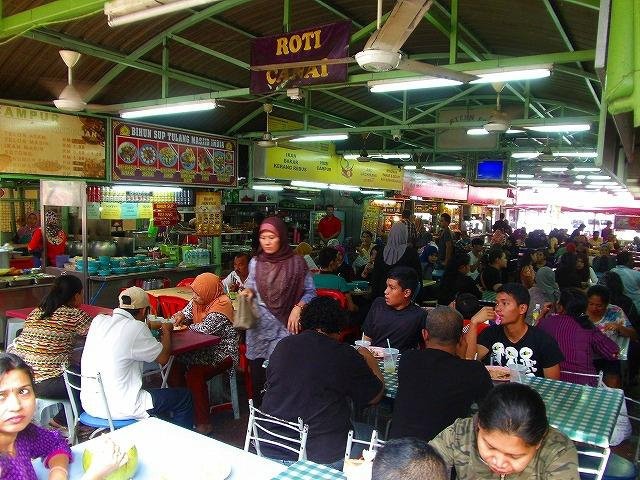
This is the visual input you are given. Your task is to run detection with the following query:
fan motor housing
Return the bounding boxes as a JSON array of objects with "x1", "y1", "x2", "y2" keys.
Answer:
[{"x1": 355, "y1": 49, "x2": 402, "y2": 72}]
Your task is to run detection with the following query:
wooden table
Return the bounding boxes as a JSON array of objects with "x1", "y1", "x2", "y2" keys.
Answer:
[
  {"x1": 33, "y1": 417, "x2": 286, "y2": 479},
  {"x1": 146, "y1": 286, "x2": 193, "y2": 301}
]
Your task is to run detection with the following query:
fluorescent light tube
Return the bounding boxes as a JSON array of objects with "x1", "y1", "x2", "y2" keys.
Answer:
[
  {"x1": 343, "y1": 154, "x2": 359, "y2": 160},
  {"x1": 506, "y1": 129, "x2": 525, "y2": 134},
  {"x1": 106, "y1": 0, "x2": 221, "y2": 27},
  {"x1": 329, "y1": 184, "x2": 360, "y2": 192},
  {"x1": 291, "y1": 181, "x2": 328, "y2": 189},
  {"x1": 120, "y1": 100, "x2": 217, "y2": 118},
  {"x1": 511, "y1": 152, "x2": 539, "y2": 159},
  {"x1": 587, "y1": 175, "x2": 611, "y2": 180},
  {"x1": 586, "y1": 185, "x2": 604, "y2": 189},
  {"x1": 403, "y1": 165, "x2": 417, "y2": 170},
  {"x1": 361, "y1": 190, "x2": 384, "y2": 195},
  {"x1": 589, "y1": 181, "x2": 618, "y2": 186},
  {"x1": 467, "y1": 128, "x2": 489, "y2": 136},
  {"x1": 422, "y1": 165, "x2": 463, "y2": 171},
  {"x1": 552, "y1": 151, "x2": 597, "y2": 158},
  {"x1": 541, "y1": 167, "x2": 568, "y2": 172},
  {"x1": 290, "y1": 134, "x2": 348, "y2": 142},
  {"x1": 508, "y1": 174, "x2": 534, "y2": 179},
  {"x1": 372, "y1": 153, "x2": 411, "y2": 160},
  {"x1": 369, "y1": 77, "x2": 461, "y2": 93},
  {"x1": 112, "y1": 185, "x2": 182, "y2": 192},
  {"x1": 252, "y1": 185, "x2": 283, "y2": 191},
  {"x1": 524, "y1": 124, "x2": 590, "y2": 133},
  {"x1": 470, "y1": 67, "x2": 551, "y2": 84},
  {"x1": 572, "y1": 167, "x2": 600, "y2": 172},
  {"x1": 576, "y1": 175, "x2": 586, "y2": 179},
  {"x1": 573, "y1": 181, "x2": 583, "y2": 185},
  {"x1": 295, "y1": 197, "x2": 312, "y2": 201}
]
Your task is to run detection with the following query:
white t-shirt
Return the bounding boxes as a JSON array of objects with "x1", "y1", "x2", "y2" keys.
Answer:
[
  {"x1": 81, "y1": 309, "x2": 162, "y2": 420},
  {"x1": 222, "y1": 271, "x2": 247, "y2": 292},
  {"x1": 468, "y1": 251, "x2": 481, "y2": 280}
]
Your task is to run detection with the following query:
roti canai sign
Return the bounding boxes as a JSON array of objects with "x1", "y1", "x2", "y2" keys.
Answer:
[{"x1": 250, "y1": 21, "x2": 350, "y2": 94}]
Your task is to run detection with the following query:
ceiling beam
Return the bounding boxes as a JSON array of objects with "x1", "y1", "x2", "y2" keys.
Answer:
[
  {"x1": 226, "y1": 106, "x2": 264, "y2": 135},
  {"x1": 541, "y1": 0, "x2": 600, "y2": 107},
  {"x1": 405, "y1": 84, "x2": 484, "y2": 124},
  {"x1": 350, "y1": 13, "x2": 389, "y2": 45},
  {"x1": 560, "y1": 0, "x2": 600, "y2": 10},
  {"x1": 169, "y1": 34, "x2": 250, "y2": 70},
  {"x1": 312, "y1": 0, "x2": 364, "y2": 29},
  {"x1": 80, "y1": 0, "x2": 253, "y2": 102},
  {"x1": 283, "y1": 0, "x2": 291, "y2": 33},
  {"x1": 0, "y1": 0, "x2": 103, "y2": 40},
  {"x1": 319, "y1": 91, "x2": 401, "y2": 124},
  {"x1": 238, "y1": 115, "x2": 599, "y2": 137},
  {"x1": 449, "y1": 0, "x2": 459, "y2": 64}
]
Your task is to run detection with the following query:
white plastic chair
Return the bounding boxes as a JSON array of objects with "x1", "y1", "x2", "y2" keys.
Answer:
[
  {"x1": 35, "y1": 397, "x2": 74, "y2": 442},
  {"x1": 344, "y1": 429, "x2": 385, "y2": 461},
  {"x1": 244, "y1": 399, "x2": 309, "y2": 461},
  {"x1": 63, "y1": 367, "x2": 137, "y2": 444}
]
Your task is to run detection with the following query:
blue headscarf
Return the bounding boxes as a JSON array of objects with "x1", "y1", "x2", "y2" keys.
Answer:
[{"x1": 420, "y1": 245, "x2": 438, "y2": 264}]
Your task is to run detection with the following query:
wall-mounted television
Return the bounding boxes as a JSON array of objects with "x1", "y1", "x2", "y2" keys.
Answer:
[{"x1": 475, "y1": 159, "x2": 506, "y2": 182}]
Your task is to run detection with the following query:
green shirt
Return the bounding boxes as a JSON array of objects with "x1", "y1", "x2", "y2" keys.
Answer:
[
  {"x1": 312, "y1": 273, "x2": 352, "y2": 293},
  {"x1": 429, "y1": 416, "x2": 579, "y2": 480}
]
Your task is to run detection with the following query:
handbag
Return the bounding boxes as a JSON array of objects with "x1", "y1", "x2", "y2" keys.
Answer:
[{"x1": 233, "y1": 294, "x2": 259, "y2": 330}]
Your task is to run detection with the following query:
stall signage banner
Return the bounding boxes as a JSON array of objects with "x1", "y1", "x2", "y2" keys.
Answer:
[
  {"x1": 87, "y1": 202, "x2": 101, "y2": 219},
  {"x1": 403, "y1": 171, "x2": 468, "y2": 201},
  {"x1": 138, "y1": 203, "x2": 153, "y2": 219},
  {"x1": 195, "y1": 191, "x2": 222, "y2": 237},
  {"x1": 467, "y1": 185, "x2": 509, "y2": 205},
  {"x1": 0, "y1": 105, "x2": 106, "y2": 179},
  {"x1": 121, "y1": 203, "x2": 139, "y2": 219},
  {"x1": 153, "y1": 202, "x2": 180, "y2": 227},
  {"x1": 614, "y1": 215, "x2": 640, "y2": 230},
  {"x1": 100, "y1": 202, "x2": 122, "y2": 220},
  {"x1": 260, "y1": 147, "x2": 403, "y2": 190},
  {"x1": 250, "y1": 21, "x2": 350, "y2": 94},
  {"x1": 112, "y1": 121, "x2": 237, "y2": 187}
]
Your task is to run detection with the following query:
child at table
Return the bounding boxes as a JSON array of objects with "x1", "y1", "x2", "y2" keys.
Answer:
[{"x1": 0, "y1": 353, "x2": 125, "y2": 480}]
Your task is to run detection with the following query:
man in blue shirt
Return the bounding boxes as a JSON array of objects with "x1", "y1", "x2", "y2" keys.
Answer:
[{"x1": 612, "y1": 251, "x2": 640, "y2": 311}]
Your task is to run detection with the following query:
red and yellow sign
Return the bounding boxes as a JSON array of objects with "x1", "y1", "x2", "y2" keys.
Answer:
[
  {"x1": 0, "y1": 105, "x2": 106, "y2": 179},
  {"x1": 250, "y1": 21, "x2": 350, "y2": 94},
  {"x1": 195, "y1": 191, "x2": 222, "y2": 237}
]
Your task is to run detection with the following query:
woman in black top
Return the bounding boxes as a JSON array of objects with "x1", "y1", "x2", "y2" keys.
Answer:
[
  {"x1": 480, "y1": 247, "x2": 507, "y2": 292},
  {"x1": 371, "y1": 222, "x2": 422, "y2": 298},
  {"x1": 555, "y1": 252, "x2": 584, "y2": 290},
  {"x1": 437, "y1": 253, "x2": 482, "y2": 305}
]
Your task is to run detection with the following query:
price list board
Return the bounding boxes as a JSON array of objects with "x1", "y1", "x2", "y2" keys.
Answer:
[
  {"x1": 0, "y1": 105, "x2": 106, "y2": 179},
  {"x1": 195, "y1": 191, "x2": 222, "y2": 237}
]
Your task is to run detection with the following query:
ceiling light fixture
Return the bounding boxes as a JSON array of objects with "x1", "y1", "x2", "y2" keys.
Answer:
[
  {"x1": 106, "y1": 0, "x2": 222, "y2": 27},
  {"x1": 511, "y1": 152, "x2": 539, "y2": 159},
  {"x1": 343, "y1": 153, "x2": 411, "y2": 160},
  {"x1": 422, "y1": 165, "x2": 463, "y2": 171},
  {"x1": 541, "y1": 167, "x2": 568, "y2": 172},
  {"x1": 524, "y1": 124, "x2": 590, "y2": 133},
  {"x1": 369, "y1": 77, "x2": 462, "y2": 93},
  {"x1": 361, "y1": 190, "x2": 384, "y2": 195},
  {"x1": 589, "y1": 181, "x2": 618, "y2": 186},
  {"x1": 291, "y1": 181, "x2": 328, "y2": 189},
  {"x1": 572, "y1": 167, "x2": 601, "y2": 172},
  {"x1": 576, "y1": 175, "x2": 586, "y2": 180},
  {"x1": 252, "y1": 184, "x2": 283, "y2": 191},
  {"x1": 587, "y1": 175, "x2": 611, "y2": 180},
  {"x1": 573, "y1": 181, "x2": 583, "y2": 185},
  {"x1": 295, "y1": 197, "x2": 312, "y2": 201},
  {"x1": 329, "y1": 184, "x2": 360, "y2": 192},
  {"x1": 466, "y1": 128, "x2": 489, "y2": 136},
  {"x1": 508, "y1": 174, "x2": 534, "y2": 179},
  {"x1": 403, "y1": 165, "x2": 417, "y2": 170},
  {"x1": 469, "y1": 66, "x2": 551, "y2": 84},
  {"x1": 552, "y1": 151, "x2": 597, "y2": 158},
  {"x1": 290, "y1": 134, "x2": 348, "y2": 142},
  {"x1": 120, "y1": 99, "x2": 217, "y2": 118}
]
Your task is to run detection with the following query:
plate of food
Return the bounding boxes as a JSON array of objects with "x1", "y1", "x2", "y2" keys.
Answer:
[
  {"x1": 139, "y1": 144, "x2": 158, "y2": 166},
  {"x1": 118, "y1": 142, "x2": 137, "y2": 164},
  {"x1": 486, "y1": 365, "x2": 511, "y2": 382},
  {"x1": 159, "y1": 146, "x2": 178, "y2": 168},
  {"x1": 181, "y1": 148, "x2": 196, "y2": 170},
  {"x1": 173, "y1": 324, "x2": 188, "y2": 332}
]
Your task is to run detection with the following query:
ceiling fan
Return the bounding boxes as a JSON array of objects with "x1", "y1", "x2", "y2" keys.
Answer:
[
  {"x1": 483, "y1": 83, "x2": 510, "y2": 133},
  {"x1": 252, "y1": 0, "x2": 477, "y2": 83},
  {"x1": 357, "y1": 133, "x2": 371, "y2": 162},
  {"x1": 256, "y1": 103, "x2": 277, "y2": 148}
]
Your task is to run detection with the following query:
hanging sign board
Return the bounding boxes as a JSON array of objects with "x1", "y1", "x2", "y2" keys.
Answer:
[
  {"x1": 250, "y1": 21, "x2": 350, "y2": 94},
  {"x1": 121, "y1": 203, "x2": 139, "y2": 219},
  {"x1": 195, "y1": 191, "x2": 222, "y2": 237},
  {"x1": 112, "y1": 120, "x2": 237, "y2": 187},
  {"x1": 100, "y1": 203, "x2": 122, "y2": 220},
  {"x1": 402, "y1": 171, "x2": 468, "y2": 201},
  {"x1": 255, "y1": 147, "x2": 403, "y2": 190},
  {"x1": 0, "y1": 105, "x2": 106, "y2": 179},
  {"x1": 614, "y1": 215, "x2": 640, "y2": 230}
]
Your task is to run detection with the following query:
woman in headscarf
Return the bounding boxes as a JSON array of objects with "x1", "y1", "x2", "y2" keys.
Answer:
[
  {"x1": 170, "y1": 272, "x2": 238, "y2": 434},
  {"x1": 240, "y1": 217, "x2": 316, "y2": 404},
  {"x1": 526, "y1": 266, "x2": 560, "y2": 325},
  {"x1": 293, "y1": 241, "x2": 319, "y2": 270},
  {"x1": 420, "y1": 244, "x2": 439, "y2": 280},
  {"x1": 28, "y1": 210, "x2": 67, "y2": 266},
  {"x1": 370, "y1": 222, "x2": 422, "y2": 299}
]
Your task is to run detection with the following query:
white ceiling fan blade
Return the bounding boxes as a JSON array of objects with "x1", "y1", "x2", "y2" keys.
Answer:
[
  {"x1": 398, "y1": 59, "x2": 477, "y2": 83},
  {"x1": 364, "y1": 0, "x2": 434, "y2": 52}
]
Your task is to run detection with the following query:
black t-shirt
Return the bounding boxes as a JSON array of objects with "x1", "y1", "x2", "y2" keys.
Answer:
[
  {"x1": 260, "y1": 330, "x2": 382, "y2": 464},
  {"x1": 480, "y1": 265, "x2": 503, "y2": 291},
  {"x1": 390, "y1": 349, "x2": 493, "y2": 441},
  {"x1": 478, "y1": 325, "x2": 564, "y2": 377},
  {"x1": 363, "y1": 297, "x2": 426, "y2": 352},
  {"x1": 437, "y1": 227, "x2": 452, "y2": 265}
]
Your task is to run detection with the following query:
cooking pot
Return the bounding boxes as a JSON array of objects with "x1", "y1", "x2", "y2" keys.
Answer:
[{"x1": 66, "y1": 240, "x2": 83, "y2": 257}]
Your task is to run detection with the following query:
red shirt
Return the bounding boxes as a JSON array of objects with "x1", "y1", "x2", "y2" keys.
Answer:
[
  {"x1": 28, "y1": 228, "x2": 67, "y2": 265},
  {"x1": 318, "y1": 215, "x2": 342, "y2": 240}
]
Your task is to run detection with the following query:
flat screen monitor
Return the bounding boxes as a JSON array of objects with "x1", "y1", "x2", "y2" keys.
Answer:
[{"x1": 476, "y1": 159, "x2": 505, "y2": 182}]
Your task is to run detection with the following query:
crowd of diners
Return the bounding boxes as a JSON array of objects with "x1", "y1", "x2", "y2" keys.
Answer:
[{"x1": 3, "y1": 208, "x2": 640, "y2": 479}]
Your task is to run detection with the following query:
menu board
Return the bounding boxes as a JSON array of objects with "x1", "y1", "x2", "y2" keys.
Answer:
[
  {"x1": 153, "y1": 202, "x2": 180, "y2": 227},
  {"x1": 0, "y1": 105, "x2": 106, "y2": 179},
  {"x1": 112, "y1": 120, "x2": 237, "y2": 187},
  {"x1": 195, "y1": 191, "x2": 222, "y2": 237}
]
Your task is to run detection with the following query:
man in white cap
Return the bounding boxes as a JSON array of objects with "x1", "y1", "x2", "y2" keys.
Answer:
[{"x1": 81, "y1": 287, "x2": 193, "y2": 429}]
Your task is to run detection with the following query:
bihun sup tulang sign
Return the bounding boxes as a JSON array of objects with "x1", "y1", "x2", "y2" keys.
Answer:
[{"x1": 250, "y1": 21, "x2": 350, "y2": 94}]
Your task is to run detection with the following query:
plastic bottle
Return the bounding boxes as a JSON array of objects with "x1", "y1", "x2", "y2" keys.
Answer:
[{"x1": 531, "y1": 304, "x2": 541, "y2": 325}]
